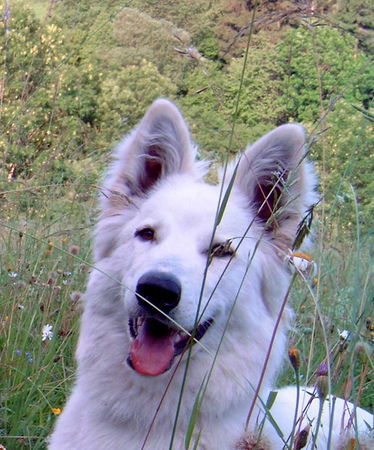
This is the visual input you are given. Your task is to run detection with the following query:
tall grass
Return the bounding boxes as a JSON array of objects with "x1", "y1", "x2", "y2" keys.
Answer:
[{"x1": 0, "y1": 184, "x2": 96, "y2": 449}]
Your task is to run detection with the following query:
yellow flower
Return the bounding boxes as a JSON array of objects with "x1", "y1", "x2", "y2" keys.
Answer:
[
  {"x1": 291, "y1": 251, "x2": 313, "y2": 261},
  {"x1": 289, "y1": 251, "x2": 316, "y2": 275},
  {"x1": 51, "y1": 408, "x2": 61, "y2": 415},
  {"x1": 288, "y1": 347, "x2": 301, "y2": 371}
]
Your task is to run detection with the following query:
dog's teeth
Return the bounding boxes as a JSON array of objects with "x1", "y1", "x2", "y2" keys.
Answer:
[
  {"x1": 135, "y1": 316, "x2": 144, "y2": 330},
  {"x1": 175, "y1": 332, "x2": 188, "y2": 343}
]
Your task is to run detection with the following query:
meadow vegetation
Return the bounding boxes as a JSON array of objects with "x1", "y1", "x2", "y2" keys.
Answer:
[{"x1": 0, "y1": 1, "x2": 373, "y2": 448}]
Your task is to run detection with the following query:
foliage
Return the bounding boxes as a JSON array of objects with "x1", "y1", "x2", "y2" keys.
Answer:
[
  {"x1": 179, "y1": 61, "x2": 234, "y2": 157},
  {"x1": 96, "y1": 59, "x2": 177, "y2": 146},
  {"x1": 130, "y1": 0, "x2": 215, "y2": 36},
  {"x1": 54, "y1": 0, "x2": 123, "y2": 32},
  {"x1": 314, "y1": 102, "x2": 374, "y2": 234},
  {"x1": 221, "y1": 37, "x2": 284, "y2": 131},
  {"x1": 211, "y1": 0, "x2": 254, "y2": 59},
  {"x1": 0, "y1": 5, "x2": 103, "y2": 183},
  {"x1": 277, "y1": 24, "x2": 372, "y2": 122},
  {"x1": 179, "y1": 35, "x2": 284, "y2": 157},
  {"x1": 109, "y1": 8, "x2": 193, "y2": 82},
  {"x1": 335, "y1": 0, "x2": 374, "y2": 54}
]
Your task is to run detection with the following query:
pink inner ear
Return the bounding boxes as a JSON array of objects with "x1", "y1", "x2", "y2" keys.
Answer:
[
  {"x1": 253, "y1": 168, "x2": 288, "y2": 229},
  {"x1": 254, "y1": 183, "x2": 282, "y2": 227},
  {"x1": 140, "y1": 145, "x2": 163, "y2": 192}
]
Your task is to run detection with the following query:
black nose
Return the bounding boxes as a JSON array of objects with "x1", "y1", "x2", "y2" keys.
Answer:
[{"x1": 136, "y1": 271, "x2": 182, "y2": 314}]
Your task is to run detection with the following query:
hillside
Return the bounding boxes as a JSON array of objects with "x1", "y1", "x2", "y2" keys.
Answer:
[{"x1": 1, "y1": 0, "x2": 373, "y2": 229}]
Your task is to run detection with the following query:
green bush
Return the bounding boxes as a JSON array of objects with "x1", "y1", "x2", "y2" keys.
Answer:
[{"x1": 277, "y1": 25, "x2": 372, "y2": 122}]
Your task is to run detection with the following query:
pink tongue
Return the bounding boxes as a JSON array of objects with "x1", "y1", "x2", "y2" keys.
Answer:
[{"x1": 130, "y1": 323, "x2": 175, "y2": 376}]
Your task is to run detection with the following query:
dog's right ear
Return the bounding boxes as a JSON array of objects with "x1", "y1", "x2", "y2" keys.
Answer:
[
  {"x1": 102, "y1": 98, "x2": 197, "y2": 209},
  {"x1": 95, "y1": 99, "x2": 200, "y2": 261}
]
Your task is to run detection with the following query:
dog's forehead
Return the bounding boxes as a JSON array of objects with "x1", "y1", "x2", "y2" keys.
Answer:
[
  {"x1": 139, "y1": 176, "x2": 250, "y2": 233},
  {"x1": 143, "y1": 177, "x2": 220, "y2": 219}
]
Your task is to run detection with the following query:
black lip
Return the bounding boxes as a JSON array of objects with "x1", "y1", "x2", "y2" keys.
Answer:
[
  {"x1": 195, "y1": 317, "x2": 214, "y2": 341},
  {"x1": 129, "y1": 318, "x2": 137, "y2": 339},
  {"x1": 126, "y1": 355, "x2": 135, "y2": 370}
]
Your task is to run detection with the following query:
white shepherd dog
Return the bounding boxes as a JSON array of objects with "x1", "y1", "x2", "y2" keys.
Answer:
[{"x1": 50, "y1": 99, "x2": 372, "y2": 449}]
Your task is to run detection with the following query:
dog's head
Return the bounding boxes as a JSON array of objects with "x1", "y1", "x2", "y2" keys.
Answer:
[{"x1": 94, "y1": 99, "x2": 316, "y2": 377}]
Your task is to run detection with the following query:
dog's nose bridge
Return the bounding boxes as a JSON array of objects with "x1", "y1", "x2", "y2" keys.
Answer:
[{"x1": 136, "y1": 271, "x2": 182, "y2": 314}]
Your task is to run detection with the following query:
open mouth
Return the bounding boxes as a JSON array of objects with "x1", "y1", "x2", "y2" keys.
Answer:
[{"x1": 127, "y1": 316, "x2": 213, "y2": 376}]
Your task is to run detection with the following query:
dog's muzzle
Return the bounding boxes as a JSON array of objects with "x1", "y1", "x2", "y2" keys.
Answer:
[{"x1": 127, "y1": 271, "x2": 213, "y2": 377}]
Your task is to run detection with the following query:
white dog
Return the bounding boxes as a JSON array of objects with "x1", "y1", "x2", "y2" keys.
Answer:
[{"x1": 50, "y1": 99, "x2": 372, "y2": 449}]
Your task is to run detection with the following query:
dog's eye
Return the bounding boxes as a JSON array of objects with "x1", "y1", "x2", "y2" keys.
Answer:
[
  {"x1": 209, "y1": 240, "x2": 235, "y2": 259},
  {"x1": 135, "y1": 227, "x2": 155, "y2": 241}
]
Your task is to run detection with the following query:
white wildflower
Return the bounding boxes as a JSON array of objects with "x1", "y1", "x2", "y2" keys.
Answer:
[
  {"x1": 338, "y1": 328, "x2": 351, "y2": 341},
  {"x1": 42, "y1": 324, "x2": 54, "y2": 341},
  {"x1": 286, "y1": 251, "x2": 317, "y2": 276},
  {"x1": 292, "y1": 256, "x2": 311, "y2": 272}
]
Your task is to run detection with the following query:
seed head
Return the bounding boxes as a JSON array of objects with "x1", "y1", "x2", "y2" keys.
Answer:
[
  {"x1": 316, "y1": 363, "x2": 328, "y2": 376},
  {"x1": 354, "y1": 341, "x2": 372, "y2": 363},
  {"x1": 294, "y1": 424, "x2": 310, "y2": 449},
  {"x1": 69, "y1": 245, "x2": 80, "y2": 255},
  {"x1": 236, "y1": 432, "x2": 271, "y2": 449},
  {"x1": 70, "y1": 291, "x2": 82, "y2": 304},
  {"x1": 315, "y1": 362, "x2": 329, "y2": 400},
  {"x1": 316, "y1": 375, "x2": 328, "y2": 400}
]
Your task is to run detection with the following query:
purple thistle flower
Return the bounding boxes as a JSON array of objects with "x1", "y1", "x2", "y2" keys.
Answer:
[{"x1": 316, "y1": 363, "x2": 328, "y2": 376}]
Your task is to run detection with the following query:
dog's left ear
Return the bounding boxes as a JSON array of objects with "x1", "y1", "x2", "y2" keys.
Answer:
[{"x1": 234, "y1": 124, "x2": 316, "y2": 247}]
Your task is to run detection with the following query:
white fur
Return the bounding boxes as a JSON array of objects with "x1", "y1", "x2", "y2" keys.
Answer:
[{"x1": 50, "y1": 99, "x2": 372, "y2": 449}]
